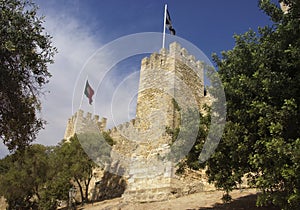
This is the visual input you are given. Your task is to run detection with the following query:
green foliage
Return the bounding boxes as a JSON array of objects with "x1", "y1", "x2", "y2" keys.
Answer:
[
  {"x1": 0, "y1": 134, "x2": 101, "y2": 209},
  {"x1": 102, "y1": 131, "x2": 115, "y2": 146},
  {"x1": 203, "y1": 0, "x2": 300, "y2": 209},
  {"x1": 0, "y1": 0, "x2": 56, "y2": 151},
  {"x1": 166, "y1": 126, "x2": 180, "y2": 144},
  {"x1": 0, "y1": 144, "x2": 71, "y2": 209},
  {"x1": 205, "y1": 122, "x2": 246, "y2": 193},
  {"x1": 184, "y1": 106, "x2": 211, "y2": 170},
  {"x1": 59, "y1": 135, "x2": 96, "y2": 205},
  {"x1": 0, "y1": 144, "x2": 50, "y2": 209},
  {"x1": 172, "y1": 98, "x2": 181, "y2": 111},
  {"x1": 78, "y1": 131, "x2": 114, "y2": 168},
  {"x1": 38, "y1": 145, "x2": 72, "y2": 210},
  {"x1": 221, "y1": 192, "x2": 232, "y2": 203},
  {"x1": 170, "y1": 107, "x2": 210, "y2": 173}
]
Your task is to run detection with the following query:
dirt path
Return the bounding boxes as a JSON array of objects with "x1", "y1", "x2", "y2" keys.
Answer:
[{"x1": 80, "y1": 189, "x2": 280, "y2": 210}]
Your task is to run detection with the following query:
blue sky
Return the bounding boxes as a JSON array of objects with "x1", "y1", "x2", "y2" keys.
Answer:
[
  {"x1": 38, "y1": 0, "x2": 273, "y2": 57},
  {"x1": 0, "y1": 0, "x2": 278, "y2": 157}
]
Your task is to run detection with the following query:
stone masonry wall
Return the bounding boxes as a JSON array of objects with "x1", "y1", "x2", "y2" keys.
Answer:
[
  {"x1": 64, "y1": 109, "x2": 107, "y2": 140},
  {"x1": 121, "y1": 42, "x2": 206, "y2": 202},
  {"x1": 63, "y1": 42, "x2": 213, "y2": 203}
]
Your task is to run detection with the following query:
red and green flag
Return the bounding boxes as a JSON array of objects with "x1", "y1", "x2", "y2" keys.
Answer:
[{"x1": 84, "y1": 80, "x2": 94, "y2": 105}]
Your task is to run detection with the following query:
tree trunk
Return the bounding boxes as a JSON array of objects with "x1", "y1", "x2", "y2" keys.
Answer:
[
  {"x1": 75, "y1": 178, "x2": 84, "y2": 205},
  {"x1": 84, "y1": 177, "x2": 92, "y2": 203}
]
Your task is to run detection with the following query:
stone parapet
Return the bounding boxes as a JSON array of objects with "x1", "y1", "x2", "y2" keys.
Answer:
[
  {"x1": 64, "y1": 109, "x2": 107, "y2": 140},
  {"x1": 63, "y1": 42, "x2": 212, "y2": 203}
]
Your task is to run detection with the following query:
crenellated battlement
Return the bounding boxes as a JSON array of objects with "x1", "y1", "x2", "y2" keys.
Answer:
[
  {"x1": 169, "y1": 42, "x2": 204, "y2": 70},
  {"x1": 108, "y1": 119, "x2": 137, "y2": 146},
  {"x1": 63, "y1": 41, "x2": 212, "y2": 202},
  {"x1": 141, "y1": 42, "x2": 204, "y2": 77},
  {"x1": 137, "y1": 42, "x2": 205, "y2": 132},
  {"x1": 64, "y1": 109, "x2": 107, "y2": 140}
]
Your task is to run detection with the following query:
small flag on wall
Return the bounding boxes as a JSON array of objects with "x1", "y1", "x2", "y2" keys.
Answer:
[
  {"x1": 84, "y1": 80, "x2": 94, "y2": 105},
  {"x1": 166, "y1": 9, "x2": 176, "y2": 35}
]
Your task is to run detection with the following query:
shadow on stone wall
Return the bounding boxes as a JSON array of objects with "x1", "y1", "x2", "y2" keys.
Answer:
[{"x1": 92, "y1": 171, "x2": 127, "y2": 202}]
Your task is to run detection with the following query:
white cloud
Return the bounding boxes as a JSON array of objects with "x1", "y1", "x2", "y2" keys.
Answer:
[
  {"x1": 37, "y1": 10, "x2": 142, "y2": 146},
  {"x1": 0, "y1": 5, "x2": 142, "y2": 158},
  {"x1": 36, "y1": 12, "x2": 102, "y2": 146}
]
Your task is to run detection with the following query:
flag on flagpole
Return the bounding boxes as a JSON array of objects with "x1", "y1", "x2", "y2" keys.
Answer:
[
  {"x1": 84, "y1": 80, "x2": 94, "y2": 105},
  {"x1": 166, "y1": 9, "x2": 176, "y2": 35}
]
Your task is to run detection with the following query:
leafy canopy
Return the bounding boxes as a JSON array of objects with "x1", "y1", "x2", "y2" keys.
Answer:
[
  {"x1": 201, "y1": 0, "x2": 300, "y2": 209},
  {"x1": 0, "y1": 0, "x2": 56, "y2": 151}
]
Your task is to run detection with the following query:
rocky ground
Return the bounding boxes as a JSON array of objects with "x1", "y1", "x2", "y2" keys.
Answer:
[{"x1": 79, "y1": 188, "x2": 280, "y2": 210}]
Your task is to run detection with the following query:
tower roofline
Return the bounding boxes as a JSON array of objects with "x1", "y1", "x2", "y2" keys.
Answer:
[{"x1": 142, "y1": 42, "x2": 204, "y2": 73}]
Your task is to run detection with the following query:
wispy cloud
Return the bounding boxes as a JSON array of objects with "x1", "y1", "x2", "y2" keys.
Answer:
[
  {"x1": 0, "y1": 3, "x2": 151, "y2": 157},
  {"x1": 37, "y1": 8, "x2": 140, "y2": 146},
  {"x1": 36, "y1": 11, "x2": 101, "y2": 145}
]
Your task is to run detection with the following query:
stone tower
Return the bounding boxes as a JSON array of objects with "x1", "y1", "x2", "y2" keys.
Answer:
[
  {"x1": 122, "y1": 42, "x2": 205, "y2": 202},
  {"x1": 135, "y1": 42, "x2": 204, "y2": 132},
  {"x1": 64, "y1": 42, "x2": 208, "y2": 202}
]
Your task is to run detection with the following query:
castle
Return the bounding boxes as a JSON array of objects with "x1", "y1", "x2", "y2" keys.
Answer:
[{"x1": 64, "y1": 42, "x2": 214, "y2": 202}]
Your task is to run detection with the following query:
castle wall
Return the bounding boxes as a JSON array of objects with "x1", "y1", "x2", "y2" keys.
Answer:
[
  {"x1": 122, "y1": 42, "x2": 206, "y2": 202},
  {"x1": 64, "y1": 109, "x2": 107, "y2": 140},
  {"x1": 107, "y1": 120, "x2": 138, "y2": 177},
  {"x1": 63, "y1": 42, "x2": 212, "y2": 203},
  {"x1": 136, "y1": 42, "x2": 204, "y2": 131}
]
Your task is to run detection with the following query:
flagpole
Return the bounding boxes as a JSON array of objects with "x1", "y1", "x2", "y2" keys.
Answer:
[{"x1": 162, "y1": 4, "x2": 167, "y2": 49}]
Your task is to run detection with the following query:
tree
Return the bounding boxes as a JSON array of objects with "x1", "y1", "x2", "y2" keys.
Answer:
[
  {"x1": 0, "y1": 134, "x2": 109, "y2": 209},
  {"x1": 0, "y1": 144, "x2": 50, "y2": 209},
  {"x1": 0, "y1": 139, "x2": 96, "y2": 209},
  {"x1": 59, "y1": 135, "x2": 97, "y2": 205},
  {"x1": 0, "y1": 0, "x2": 56, "y2": 151},
  {"x1": 203, "y1": 0, "x2": 300, "y2": 209},
  {"x1": 38, "y1": 145, "x2": 72, "y2": 210},
  {"x1": 167, "y1": 106, "x2": 211, "y2": 173}
]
